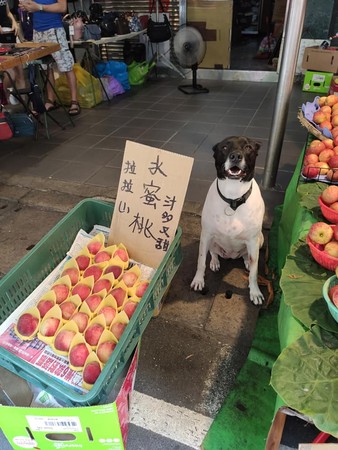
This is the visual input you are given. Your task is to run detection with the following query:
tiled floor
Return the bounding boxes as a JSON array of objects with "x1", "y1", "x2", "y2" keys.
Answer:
[{"x1": 0, "y1": 75, "x2": 311, "y2": 215}]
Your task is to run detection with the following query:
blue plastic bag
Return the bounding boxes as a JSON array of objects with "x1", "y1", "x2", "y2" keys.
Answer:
[{"x1": 95, "y1": 61, "x2": 130, "y2": 90}]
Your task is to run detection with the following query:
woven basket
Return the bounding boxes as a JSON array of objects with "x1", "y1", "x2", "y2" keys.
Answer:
[
  {"x1": 319, "y1": 196, "x2": 338, "y2": 223},
  {"x1": 306, "y1": 226, "x2": 338, "y2": 271},
  {"x1": 298, "y1": 109, "x2": 326, "y2": 141}
]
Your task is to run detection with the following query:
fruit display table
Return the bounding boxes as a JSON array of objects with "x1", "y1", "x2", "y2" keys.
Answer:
[{"x1": 269, "y1": 145, "x2": 338, "y2": 441}]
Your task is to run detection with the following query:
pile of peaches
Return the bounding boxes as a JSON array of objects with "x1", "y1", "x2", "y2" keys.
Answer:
[
  {"x1": 13, "y1": 233, "x2": 149, "y2": 390},
  {"x1": 302, "y1": 138, "x2": 338, "y2": 181},
  {"x1": 312, "y1": 94, "x2": 338, "y2": 134}
]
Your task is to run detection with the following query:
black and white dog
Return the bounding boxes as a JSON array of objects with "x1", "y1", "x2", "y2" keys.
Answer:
[{"x1": 191, "y1": 136, "x2": 265, "y2": 305}]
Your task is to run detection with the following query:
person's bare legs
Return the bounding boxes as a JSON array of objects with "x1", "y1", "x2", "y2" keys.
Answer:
[
  {"x1": 45, "y1": 66, "x2": 57, "y2": 110},
  {"x1": 65, "y1": 69, "x2": 80, "y2": 115}
]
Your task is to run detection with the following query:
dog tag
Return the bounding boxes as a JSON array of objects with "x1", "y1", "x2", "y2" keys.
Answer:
[{"x1": 225, "y1": 206, "x2": 236, "y2": 216}]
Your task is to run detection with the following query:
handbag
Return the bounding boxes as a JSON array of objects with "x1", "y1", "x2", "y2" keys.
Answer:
[
  {"x1": 83, "y1": 23, "x2": 101, "y2": 41},
  {"x1": 10, "y1": 113, "x2": 36, "y2": 137},
  {"x1": 0, "y1": 108, "x2": 14, "y2": 141},
  {"x1": 147, "y1": 0, "x2": 171, "y2": 43},
  {"x1": 115, "y1": 13, "x2": 130, "y2": 35}
]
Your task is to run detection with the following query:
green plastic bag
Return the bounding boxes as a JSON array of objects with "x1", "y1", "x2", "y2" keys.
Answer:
[{"x1": 128, "y1": 60, "x2": 156, "y2": 86}]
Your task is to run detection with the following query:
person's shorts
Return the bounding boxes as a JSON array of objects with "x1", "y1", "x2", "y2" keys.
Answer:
[{"x1": 33, "y1": 27, "x2": 74, "y2": 72}]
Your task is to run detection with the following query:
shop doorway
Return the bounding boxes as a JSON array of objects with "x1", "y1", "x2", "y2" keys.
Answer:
[{"x1": 230, "y1": 0, "x2": 287, "y2": 71}]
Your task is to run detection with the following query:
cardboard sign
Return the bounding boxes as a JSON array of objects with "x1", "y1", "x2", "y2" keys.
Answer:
[{"x1": 109, "y1": 141, "x2": 194, "y2": 268}]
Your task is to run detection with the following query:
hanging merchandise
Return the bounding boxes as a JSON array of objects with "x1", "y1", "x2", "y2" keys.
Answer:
[
  {"x1": 99, "y1": 12, "x2": 118, "y2": 37},
  {"x1": 147, "y1": 0, "x2": 172, "y2": 43},
  {"x1": 83, "y1": 23, "x2": 101, "y2": 41}
]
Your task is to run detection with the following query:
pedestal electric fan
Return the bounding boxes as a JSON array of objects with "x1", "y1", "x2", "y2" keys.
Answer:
[{"x1": 173, "y1": 26, "x2": 209, "y2": 95}]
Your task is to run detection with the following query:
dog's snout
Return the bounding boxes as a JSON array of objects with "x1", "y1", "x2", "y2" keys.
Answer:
[{"x1": 229, "y1": 152, "x2": 243, "y2": 164}]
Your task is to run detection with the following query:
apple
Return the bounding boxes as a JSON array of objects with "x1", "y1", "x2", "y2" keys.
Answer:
[
  {"x1": 318, "y1": 96, "x2": 327, "y2": 107},
  {"x1": 83, "y1": 361, "x2": 101, "y2": 385},
  {"x1": 326, "y1": 169, "x2": 338, "y2": 182},
  {"x1": 331, "y1": 201, "x2": 338, "y2": 211},
  {"x1": 309, "y1": 140, "x2": 326, "y2": 153},
  {"x1": 329, "y1": 284, "x2": 338, "y2": 300},
  {"x1": 333, "y1": 225, "x2": 338, "y2": 241},
  {"x1": 321, "y1": 120, "x2": 333, "y2": 131},
  {"x1": 303, "y1": 154, "x2": 318, "y2": 166},
  {"x1": 313, "y1": 110, "x2": 327, "y2": 124},
  {"x1": 321, "y1": 185, "x2": 338, "y2": 204},
  {"x1": 315, "y1": 161, "x2": 330, "y2": 175},
  {"x1": 329, "y1": 155, "x2": 338, "y2": 169},
  {"x1": 321, "y1": 105, "x2": 332, "y2": 116},
  {"x1": 332, "y1": 115, "x2": 338, "y2": 127},
  {"x1": 308, "y1": 222, "x2": 334, "y2": 245},
  {"x1": 319, "y1": 149, "x2": 335, "y2": 163},
  {"x1": 16, "y1": 313, "x2": 39, "y2": 337},
  {"x1": 331, "y1": 289, "x2": 338, "y2": 308},
  {"x1": 97, "y1": 341, "x2": 116, "y2": 364},
  {"x1": 334, "y1": 135, "x2": 338, "y2": 147},
  {"x1": 302, "y1": 165, "x2": 320, "y2": 179},
  {"x1": 322, "y1": 138, "x2": 334, "y2": 149},
  {"x1": 324, "y1": 240, "x2": 338, "y2": 258},
  {"x1": 325, "y1": 94, "x2": 338, "y2": 107}
]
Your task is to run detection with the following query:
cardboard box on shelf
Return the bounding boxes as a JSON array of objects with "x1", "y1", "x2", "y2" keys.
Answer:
[
  {"x1": 0, "y1": 344, "x2": 139, "y2": 450},
  {"x1": 302, "y1": 46, "x2": 338, "y2": 73},
  {"x1": 302, "y1": 71, "x2": 333, "y2": 94}
]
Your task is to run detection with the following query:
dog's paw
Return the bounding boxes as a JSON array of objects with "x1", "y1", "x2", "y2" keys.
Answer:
[
  {"x1": 210, "y1": 255, "x2": 220, "y2": 272},
  {"x1": 250, "y1": 289, "x2": 265, "y2": 306},
  {"x1": 190, "y1": 277, "x2": 205, "y2": 291}
]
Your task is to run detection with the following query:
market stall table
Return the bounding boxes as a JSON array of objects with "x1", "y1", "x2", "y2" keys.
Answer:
[{"x1": 266, "y1": 143, "x2": 338, "y2": 447}]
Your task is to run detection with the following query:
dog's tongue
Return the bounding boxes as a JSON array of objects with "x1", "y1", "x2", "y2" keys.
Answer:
[{"x1": 228, "y1": 166, "x2": 244, "y2": 177}]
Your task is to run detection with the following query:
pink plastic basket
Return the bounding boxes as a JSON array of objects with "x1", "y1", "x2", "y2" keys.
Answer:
[
  {"x1": 306, "y1": 226, "x2": 338, "y2": 271},
  {"x1": 319, "y1": 196, "x2": 338, "y2": 224}
]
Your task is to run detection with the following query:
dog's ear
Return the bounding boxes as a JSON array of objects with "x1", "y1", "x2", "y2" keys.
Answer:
[{"x1": 248, "y1": 139, "x2": 261, "y2": 153}]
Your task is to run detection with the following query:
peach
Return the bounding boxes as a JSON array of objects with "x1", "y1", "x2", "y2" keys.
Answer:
[
  {"x1": 97, "y1": 306, "x2": 116, "y2": 326},
  {"x1": 83, "y1": 361, "x2": 101, "y2": 384},
  {"x1": 321, "y1": 105, "x2": 332, "y2": 116},
  {"x1": 122, "y1": 272, "x2": 138, "y2": 287},
  {"x1": 113, "y1": 248, "x2": 128, "y2": 262},
  {"x1": 61, "y1": 268, "x2": 79, "y2": 286},
  {"x1": 333, "y1": 146, "x2": 338, "y2": 155},
  {"x1": 36, "y1": 299, "x2": 54, "y2": 318},
  {"x1": 39, "y1": 317, "x2": 60, "y2": 337},
  {"x1": 60, "y1": 301, "x2": 77, "y2": 320},
  {"x1": 302, "y1": 165, "x2": 320, "y2": 179},
  {"x1": 93, "y1": 278, "x2": 112, "y2": 294},
  {"x1": 332, "y1": 115, "x2": 338, "y2": 127},
  {"x1": 94, "y1": 251, "x2": 111, "y2": 264},
  {"x1": 328, "y1": 155, "x2": 338, "y2": 169},
  {"x1": 87, "y1": 241, "x2": 102, "y2": 255},
  {"x1": 135, "y1": 281, "x2": 149, "y2": 298},
  {"x1": 52, "y1": 284, "x2": 69, "y2": 304},
  {"x1": 72, "y1": 283, "x2": 91, "y2": 301},
  {"x1": 71, "y1": 312, "x2": 89, "y2": 333},
  {"x1": 104, "y1": 265, "x2": 123, "y2": 279},
  {"x1": 109, "y1": 287, "x2": 126, "y2": 307},
  {"x1": 83, "y1": 265, "x2": 103, "y2": 282},
  {"x1": 69, "y1": 343, "x2": 90, "y2": 368},
  {"x1": 123, "y1": 301, "x2": 138, "y2": 319},
  {"x1": 84, "y1": 294, "x2": 102, "y2": 312},
  {"x1": 110, "y1": 322, "x2": 126, "y2": 340},
  {"x1": 332, "y1": 127, "x2": 338, "y2": 138},
  {"x1": 97, "y1": 341, "x2": 116, "y2": 364},
  {"x1": 76, "y1": 255, "x2": 90, "y2": 271},
  {"x1": 17, "y1": 313, "x2": 39, "y2": 337},
  {"x1": 307, "y1": 140, "x2": 326, "y2": 155},
  {"x1": 54, "y1": 330, "x2": 76, "y2": 352},
  {"x1": 318, "y1": 96, "x2": 327, "y2": 107},
  {"x1": 84, "y1": 323, "x2": 104, "y2": 347}
]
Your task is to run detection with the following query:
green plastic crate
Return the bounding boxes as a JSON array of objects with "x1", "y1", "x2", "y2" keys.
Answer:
[{"x1": 0, "y1": 199, "x2": 182, "y2": 406}]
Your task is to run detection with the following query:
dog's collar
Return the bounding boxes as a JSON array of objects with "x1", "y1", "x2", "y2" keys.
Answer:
[{"x1": 216, "y1": 180, "x2": 253, "y2": 211}]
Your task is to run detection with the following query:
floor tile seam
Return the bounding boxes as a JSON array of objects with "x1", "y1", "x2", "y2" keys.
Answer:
[{"x1": 246, "y1": 85, "x2": 275, "y2": 127}]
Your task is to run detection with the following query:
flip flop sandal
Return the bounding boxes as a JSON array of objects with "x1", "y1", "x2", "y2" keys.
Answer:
[
  {"x1": 45, "y1": 99, "x2": 59, "y2": 112},
  {"x1": 68, "y1": 101, "x2": 81, "y2": 116}
]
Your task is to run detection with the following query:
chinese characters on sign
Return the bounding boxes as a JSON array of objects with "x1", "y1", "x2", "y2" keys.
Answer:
[{"x1": 109, "y1": 141, "x2": 194, "y2": 268}]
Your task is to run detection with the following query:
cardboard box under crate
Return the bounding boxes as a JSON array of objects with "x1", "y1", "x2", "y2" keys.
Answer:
[
  {"x1": 0, "y1": 344, "x2": 139, "y2": 450},
  {"x1": 302, "y1": 71, "x2": 333, "y2": 93},
  {"x1": 302, "y1": 46, "x2": 338, "y2": 73}
]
